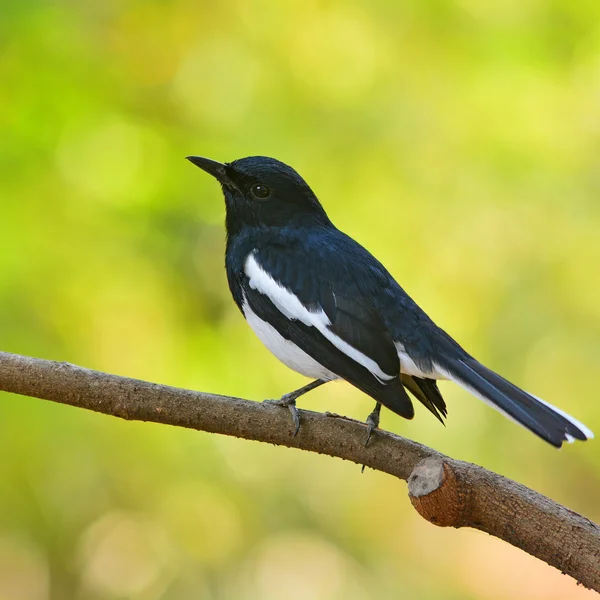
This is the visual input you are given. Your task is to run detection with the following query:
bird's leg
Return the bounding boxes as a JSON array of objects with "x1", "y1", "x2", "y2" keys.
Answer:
[
  {"x1": 361, "y1": 402, "x2": 382, "y2": 473},
  {"x1": 263, "y1": 379, "x2": 327, "y2": 436},
  {"x1": 364, "y1": 402, "x2": 382, "y2": 447}
]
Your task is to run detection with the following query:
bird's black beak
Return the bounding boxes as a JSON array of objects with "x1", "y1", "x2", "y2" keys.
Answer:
[{"x1": 186, "y1": 156, "x2": 231, "y2": 185}]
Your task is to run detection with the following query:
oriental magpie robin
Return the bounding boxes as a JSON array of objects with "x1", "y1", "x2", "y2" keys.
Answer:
[{"x1": 187, "y1": 155, "x2": 593, "y2": 448}]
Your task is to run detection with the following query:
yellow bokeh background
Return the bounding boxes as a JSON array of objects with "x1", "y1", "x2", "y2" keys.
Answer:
[{"x1": 1, "y1": 1, "x2": 599, "y2": 598}]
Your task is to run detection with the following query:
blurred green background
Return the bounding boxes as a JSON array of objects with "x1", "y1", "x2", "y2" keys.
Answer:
[{"x1": 1, "y1": 0, "x2": 599, "y2": 598}]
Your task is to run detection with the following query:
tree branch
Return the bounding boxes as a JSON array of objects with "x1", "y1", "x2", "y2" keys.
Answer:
[{"x1": 0, "y1": 350, "x2": 598, "y2": 590}]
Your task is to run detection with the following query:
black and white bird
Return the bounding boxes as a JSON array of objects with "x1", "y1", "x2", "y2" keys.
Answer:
[{"x1": 187, "y1": 155, "x2": 593, "y2": 448}]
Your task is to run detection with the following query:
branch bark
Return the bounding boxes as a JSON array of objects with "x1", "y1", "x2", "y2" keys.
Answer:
[{"x1": 0, "y1": 350, "x2": 598, "y2": 590}]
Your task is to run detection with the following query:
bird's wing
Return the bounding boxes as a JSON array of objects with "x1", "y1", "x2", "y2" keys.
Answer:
[{"x1": 240, "y1": 246, "x2": 415, "y2": 419}]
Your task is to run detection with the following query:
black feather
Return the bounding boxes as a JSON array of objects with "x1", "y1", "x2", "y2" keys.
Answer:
[
  {"x1": 444, "y1": 358, "x2": 587, "y2": 447},
  {"x1": 401, "y1": 375, "x2": 447, "y2": 423}
]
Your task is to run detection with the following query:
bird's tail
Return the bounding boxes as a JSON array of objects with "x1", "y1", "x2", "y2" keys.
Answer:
[{"x1": 438, "y1": 357, "x2": 593, "y2": 447}]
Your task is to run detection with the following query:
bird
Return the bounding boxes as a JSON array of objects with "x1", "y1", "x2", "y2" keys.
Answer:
[{"x1": 186, "y1": 154, "x2": 593, "y2": 448}]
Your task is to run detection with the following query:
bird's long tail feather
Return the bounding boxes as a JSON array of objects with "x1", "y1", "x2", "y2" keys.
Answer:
[{"x1": 438, "y1": 357, "x2": 593, "y2": 447}]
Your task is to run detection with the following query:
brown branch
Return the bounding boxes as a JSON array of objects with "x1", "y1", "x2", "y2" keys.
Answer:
[{"x1": 0, "y1": 350, "x2": 598, "y2": 590}]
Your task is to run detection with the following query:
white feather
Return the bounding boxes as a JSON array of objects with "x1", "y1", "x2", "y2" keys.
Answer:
[
  {"x1": 243, "y1": 301, "x2": 338, "y2": 381},
  {"x1": 395, "y1": 342, "x2": 447, "y2": 379},
  {"x1": 245, "y1": 252, "x2": 330, "y2": 327},
  {"x1": 244, "y1": 253, "x2": 395, "y2": 382}
]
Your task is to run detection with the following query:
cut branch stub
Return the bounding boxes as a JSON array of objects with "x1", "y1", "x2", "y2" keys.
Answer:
[{"x1": 408, "y1": 457, "x2": 468, "y2": 528}]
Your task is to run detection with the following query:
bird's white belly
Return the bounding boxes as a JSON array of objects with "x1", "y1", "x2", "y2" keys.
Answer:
[{"x1": 243, "y1": 303, "x2": 338, "y2": 381}]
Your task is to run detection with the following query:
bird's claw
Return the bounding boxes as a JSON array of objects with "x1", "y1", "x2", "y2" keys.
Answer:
[
  {"x1": 364, "y1": 403, "x2": 381, "y2": 447},
  {"x1": 263, "y1": 396, "x2": 301, "y2": 437},
  {"x1": 262, "y1": 380, "x2": 325, "y2": 437},
  {"x1": 361, "y1": 403, "x2": 382, "y2": 473},
  {"x1": 364, "y1": 423, "x2": 376, "y2": 448}
]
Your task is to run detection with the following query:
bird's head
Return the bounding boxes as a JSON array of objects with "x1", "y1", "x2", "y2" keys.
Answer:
[{"x1": 187, "y1": 155, "x2": 331, "y2": 232}]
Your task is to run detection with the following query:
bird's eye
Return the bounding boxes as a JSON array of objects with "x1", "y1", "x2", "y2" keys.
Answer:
[{"x1": 250, "y1": 184, "x2": 271, "y2": 200}]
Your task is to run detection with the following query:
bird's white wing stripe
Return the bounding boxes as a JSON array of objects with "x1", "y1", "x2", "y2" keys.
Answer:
[
  {"x1": 245, "y1": 253, "x2": 394, "y2": 382},
  {"x1": 245, "y1": 253, "x2": 330, "y2": 327},
  {"x1": 318, "y1": 327, "x2": 394, "y2": 382}
]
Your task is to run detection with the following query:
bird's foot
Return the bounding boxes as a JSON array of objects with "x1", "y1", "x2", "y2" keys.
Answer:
[
  {"x1": 263, "y1": 394, "x2": 301, "y2": 437},
  {"x1": 263, "y1": 380, "x2": 326, "y2": 437},
  {"x1": 361, "y1": 403, "x2": 382, "y2": 473},
  {"x1": 364, "y1": 402, "x2": 382, "y2": 447}
]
